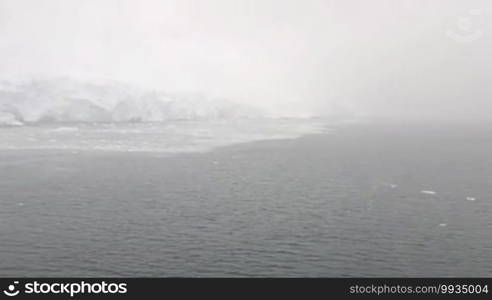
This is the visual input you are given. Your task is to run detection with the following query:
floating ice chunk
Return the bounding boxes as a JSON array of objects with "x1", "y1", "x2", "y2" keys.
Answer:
[
  {"x1": 421, "y1": 190, "x2": 437, "y2": 195},
  {"x1": 438, "y1": 223, "x2": 447, "y2": 227},
  {"x1": 380, "y1": 182, "x2": 398, "y2": 188},
  {"x1": 52, "y1": 127, "x2": 80, "y2": 133},
  {"x1": 18, "y1": 202, "x2": 24, "y2": 206},
  {"x1": 466, "y1": 197, "x2": 476, "y2": 201}
]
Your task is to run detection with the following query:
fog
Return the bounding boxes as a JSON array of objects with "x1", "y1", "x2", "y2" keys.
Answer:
[{"x1": 1, "y1": 0, "x2": 491, "y2": 120}]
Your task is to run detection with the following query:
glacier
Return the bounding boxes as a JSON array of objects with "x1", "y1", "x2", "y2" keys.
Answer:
[
  {"x1": 0, "y1": 79, "x2": 334, "y2": 153},
  {"x1": 0, "y1": 78, "x2": 265, "y2": 126}
]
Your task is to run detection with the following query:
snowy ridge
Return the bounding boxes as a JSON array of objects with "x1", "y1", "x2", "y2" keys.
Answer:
[{"x1": 0, "y1": 79, "x2": 265, "y2": 126}]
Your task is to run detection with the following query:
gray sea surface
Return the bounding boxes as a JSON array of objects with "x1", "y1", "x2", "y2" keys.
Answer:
[{"x1": 0, "y1": 121, "x2": 491, "y2": 276}]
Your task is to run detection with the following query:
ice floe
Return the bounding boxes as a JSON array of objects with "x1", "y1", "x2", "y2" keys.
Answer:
[{"x1": 421, "y1": 190, "x2": 437, "y2": 195}]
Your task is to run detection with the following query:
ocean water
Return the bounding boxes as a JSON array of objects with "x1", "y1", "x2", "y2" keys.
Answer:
[{"x1": 0, "y1": 121, "x2": 491, "y2": 277}]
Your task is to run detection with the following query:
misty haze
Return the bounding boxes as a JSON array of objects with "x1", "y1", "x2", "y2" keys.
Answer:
[{"x1": 0, "y1": 0, "x2": 491, "y2": 277}]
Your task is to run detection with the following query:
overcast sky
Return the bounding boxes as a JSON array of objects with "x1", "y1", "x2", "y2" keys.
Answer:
[{"x1": 0, "y1": 0, "x2": 491, "y2": 119}]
